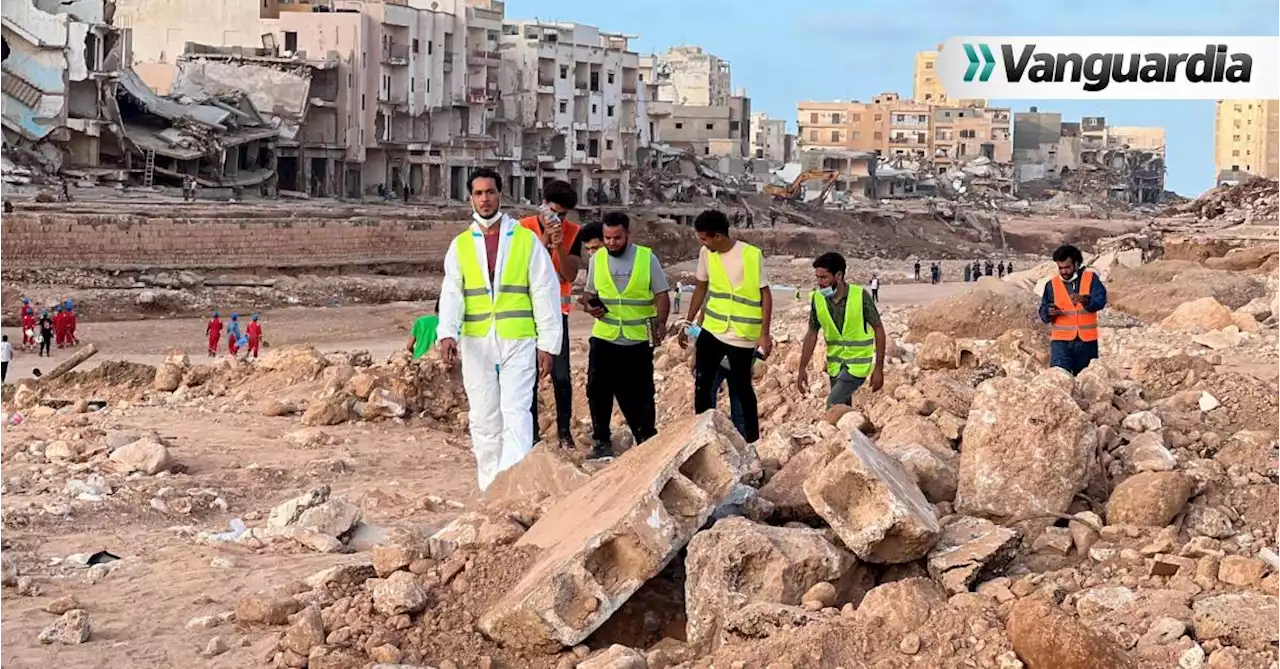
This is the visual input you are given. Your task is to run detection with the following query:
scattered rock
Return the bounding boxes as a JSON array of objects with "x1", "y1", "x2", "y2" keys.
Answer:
[
  {"x1": 283, "y1": 605, "x2": 326, "y2": 656},
  {"x1": 576, "y1": 644, "x2": 647, "y2": 669},
  {"x1": 1192, "y1": 593, "x2": 1279, "y2": 651},
  {"x1": 1007, "y1": 597, "x2": 1135, "y2": 668},
  {"x1": 43, "y1": 595, "x2": 80, "y2": 614},
  {"x1": 1125, "y1": 432, "x2": 1177, "y2": 472},
  {"x1": 916, "y1": 331, "x2": 960, "y2": 370},
  {"x1": 301, "y1": 395, "x2": 353, "y2": 426},
  {"x1": 926, "y1": 516, "x2": 1020, "y2": 594},
  {"x1": 803, "y1": 429, "x2": 939, "y2": 564},
  {"x1": 108, "y1": 437, "x2": 172, "y2": 475},
  {"x1": 38, "y1": 609, "x2": 91, "y2": 645},
  {"x1": 153, "y1": 363, "x2": 184, "y2": 392},
  {"x1": 1107, "y1": 472, "x2": 1194, "y2": 527},
  {"x1": 236, "y1": 592, "x2": 302, "y2": 625},
  {"x1": 259, "y1": 398, "x2": 297, "y2": 417},
  {"x1": 203, "y1": 636, "x2": 229, "y2": 657},
  {"x1": 1161, "y1": 297, "x2": 1236, "y2": 332},
  {"x1": 295, "y1": 498, "x2": 362, "y2": 538}
]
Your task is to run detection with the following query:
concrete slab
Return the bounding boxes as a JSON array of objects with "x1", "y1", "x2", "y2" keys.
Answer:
[{"x1": 477, "y1": 411, "x2": 754, "y2": 650}]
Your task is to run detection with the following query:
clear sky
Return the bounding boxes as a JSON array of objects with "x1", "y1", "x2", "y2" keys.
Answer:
[{"x1": 512, "y1": 0, "x2": 1279, "y2": 197}]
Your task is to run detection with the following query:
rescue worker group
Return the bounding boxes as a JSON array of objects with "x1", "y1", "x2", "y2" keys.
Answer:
[{"x1": 435, "y1": 168, "x2": 1108, "y2": 490}]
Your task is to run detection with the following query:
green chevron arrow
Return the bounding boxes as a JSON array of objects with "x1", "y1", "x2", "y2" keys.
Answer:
[
  {"x1": 978, "y1": 43, "x2": 995, "y2": 81},
  {"x1": 963, "y1": 43, "x2": 997, "y2": 82}
]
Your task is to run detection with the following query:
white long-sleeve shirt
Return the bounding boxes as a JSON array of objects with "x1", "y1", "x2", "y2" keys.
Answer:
[{"x1": 438, "y1": 213, "x2": 564, "y2": 355}]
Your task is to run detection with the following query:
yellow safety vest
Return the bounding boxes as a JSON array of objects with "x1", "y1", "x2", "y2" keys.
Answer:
[
  {"x1": 455, "y1": 225, "x2": 537, "y2": 339},
  {"x1": 703, "y1": 243, "x2": 764, "y2": 341},
  {"x1": 591, "y1": 245, "x2": 657, "y2": 342},
  {"x1": 813, "y1": 286, "x2": 875, "y2": 377}
]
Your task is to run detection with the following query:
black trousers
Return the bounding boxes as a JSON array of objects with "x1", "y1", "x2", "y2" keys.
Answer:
[
  {"x1": 693, "y1": 330, "x2": 759, "y2": 443},
  {"x1": 587, "y1": 338, "x2": 657, "y2": 444},
  {"x1": 39, "y1": 333, "x2": 52, "y2": 357},
  {"x1": 1, "y1": 361, "x2": 7, "y2": 383},
  {"x1": 532, "y1": 314, "x2": 573, "y2": 443}
]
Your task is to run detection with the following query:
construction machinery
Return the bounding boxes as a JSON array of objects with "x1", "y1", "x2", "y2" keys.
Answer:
[{"x1": 764, "y1": 169, "x2": 839, "y2": 205}]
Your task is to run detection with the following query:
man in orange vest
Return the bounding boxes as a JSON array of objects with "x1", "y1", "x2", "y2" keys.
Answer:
[
  {"x1": 1039, "y1": 244, "x2": 1107, "y2": 375},
  {"x1": 519, "y1": 179, "x2": 582, "y2": 448}
]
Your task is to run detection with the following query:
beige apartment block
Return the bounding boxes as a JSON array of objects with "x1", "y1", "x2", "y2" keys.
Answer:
[
  {"x1": 644, "y1": 45, "x2": 731, "y2": 107},
  {"x1": 115, "y1": 0, "x2": 504, "y2": 199},
  {"x1": 931, "y1": 105, "x2": 1012, "y2": 170},
  {"x1": 749, "y1": 113, "x2": 788, "y2": 164},
  {"x1": 912, "y1": 44, "x2": 984, "y2": 106},
  {"x1": 1214, "y1": 99, "x2": 1279, "y2": 182},
  {"x1": 657, "y1": 96, "x2": 749, "y2": 159},
  {"x1": 499, "y1": 20, "x2": 643, "y2": 204}
]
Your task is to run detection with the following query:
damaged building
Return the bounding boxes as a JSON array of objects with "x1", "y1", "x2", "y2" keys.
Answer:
[
  {"x1": 115, "y1": 68, "x2": 278, "y2": 189},
  {"x1": 2, "y1": 0, "x2": 126, "y2": 177},
  {"x1": 1013, "y1": 110, "x2": 1167, "y2": 205}
]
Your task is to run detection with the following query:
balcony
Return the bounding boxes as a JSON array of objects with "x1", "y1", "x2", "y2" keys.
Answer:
[
  {"x1": 888, "y1": 136, "x2": 926, "y2": 145},
  {"x1": 621, "y1": 84, "x2": 637, "y2": 94},
  {"x1": 468, "y1": 6, "x2": 503, "y2": 23},
  {"x1": 468, "y1": 88, "x2": 496, "y2": 105},
  {"x1": 468, "y1": 49, "x2": 501, "y2": 67},
  {"x1": 381, "y1": 44, "x2": 409, "y2": 66},
  {"x1": 537, "y1": 72, "x2": 555, "y2": 87}
]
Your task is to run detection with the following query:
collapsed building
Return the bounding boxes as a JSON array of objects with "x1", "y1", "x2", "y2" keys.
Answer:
[
  {"x1": 1013, "y1": 109, "x2": 1168, "y2": 206},
  {"x1": 1, "y1": 0, "x2": 126, "y2": 178}
]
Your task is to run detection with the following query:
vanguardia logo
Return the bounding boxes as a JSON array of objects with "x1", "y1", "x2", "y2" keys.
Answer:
[
  {"x1": 996, "y1": 43, "x2": 1252, "y2": 92},
  {"x1": 963, "y1": 43, "x2": 996, "y2": 82}
]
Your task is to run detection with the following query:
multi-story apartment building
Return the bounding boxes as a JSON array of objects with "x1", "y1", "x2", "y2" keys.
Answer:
[
  {"x1": 115, "y1": 0, "x2": 506, "y2": 198},
  {"x1": 912, "y1": 44, "x2": 984, "y2": 107},
  {"x1": 1214, "y1": 99, "x2": 1279, "y2": 182},
  {"x1": 749, "y1": 113, "x2": 788, "y2": 164},
  {"x1": 796, "y1": 92, "x2": 1009, "y2": 170},
  {"x1": 2, "y1": 0, "x2": 126, "y2": 168},
  {"x1": 931, "y1": 105, "x2": 1012, "y2": 170},
  {"x1": 499, "y1": 20, "x2": 644, "y2": 205},
  {"x1": 645, "y1": 45, "x2": 730, "y2": 107}
]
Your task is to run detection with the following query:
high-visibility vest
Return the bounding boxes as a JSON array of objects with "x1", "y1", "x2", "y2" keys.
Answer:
[
  {"x1": 455, "y1": 225, "x2": 537, "y2": 339},
  {"x1": 519, "y1": 216, "x2": 580, "y2": 315},
  {"x1": 703, "y1": 243, "x2": 764, "y2": 341},
  {"x1": 813, "y1": 287, "x2": 875, "y2": 377},
  {"x1": 1049, "y1": 269, "x2": 1099, "y2": 342},
  {"x1": 591, "y1": 245, "x2": 657, "y2": 342}
]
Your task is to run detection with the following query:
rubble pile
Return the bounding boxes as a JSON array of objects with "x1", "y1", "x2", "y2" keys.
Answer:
[
  {"x1": 630, "y1": 147, "x2": 752, "y2": 206},
  {"x1": 184, "y1": 308, "x2": 1270, "y2": 668},
  {"x1": 1163, "y1": 178, "x2": 1280, "y2": 227}
]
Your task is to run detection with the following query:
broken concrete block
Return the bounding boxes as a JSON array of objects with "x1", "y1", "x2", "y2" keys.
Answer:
[
  {"x1": 1192, "y1": 593, "x2": 1279, "y2": 651},
  {"x1": 803, "y1": 429, "x2": 939, "y2": 564},
  {"x1": 477, "y1": 412, "x2": 754, "y2": 650},
  {"x1": 576, "y1": 644, "x2": 646, "y2": 669},
  {"x1": 481, "y1": 442, "x2": 592, "y2": 525},
  {"x1": 684, "y1": 517, "x2": 857, "y2": 651},
  {"x1": 428, "y1": 511, "x2": 525, "y2": 559},
  {"x1": 757, "y1": 439, "x2": 842, "y2": 522},
  {"x1": 956, "y1": 375, "x2": 1095, "y2": 522},
  {"x1": 926, "y1": 516, "x2": 1021, "y2": 594}
]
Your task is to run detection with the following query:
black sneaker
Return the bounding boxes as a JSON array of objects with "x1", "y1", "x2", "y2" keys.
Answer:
[{"x1": 589, "y1": 440, "x2": 613, "y2": 460}]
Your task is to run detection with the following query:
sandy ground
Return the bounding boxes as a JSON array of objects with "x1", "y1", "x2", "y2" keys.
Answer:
[
  {"x1": 0, "y1": 280, "x2": 976, "y2": 668},
  {"x1": 0, "y1": 282, "x2": 968, "y2": 385}
]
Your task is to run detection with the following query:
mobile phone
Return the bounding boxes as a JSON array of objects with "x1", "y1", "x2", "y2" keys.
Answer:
[{"x1": 587, "y1": 296, "x2": 608, "y2": 313}]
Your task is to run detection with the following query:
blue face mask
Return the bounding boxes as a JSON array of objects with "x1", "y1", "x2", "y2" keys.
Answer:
[{"x1": 817, "y1": 285, "x2": 836, "y2": 298}]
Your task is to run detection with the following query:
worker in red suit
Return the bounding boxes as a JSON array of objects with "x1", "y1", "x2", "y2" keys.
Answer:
[
  {"x1": 64, "y1": 300, "x2": 79, "y2": 345},
  {"x1": 226, "y1": 313, "x2": 242, "y2": 357},
  {"x1": 206, "y1": 311, "x2": 223, "y2": 357},
  {"x1": 52, "y1": 304, "x2": 66, "y2": 348},
  {"x1": 246, "y1": 313, "x2": 263, "y2": 359},
  {"x1": 20, "y1": 299, "x2": 35, "y2": 351}
]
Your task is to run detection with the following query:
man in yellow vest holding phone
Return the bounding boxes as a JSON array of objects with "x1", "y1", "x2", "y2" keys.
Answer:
[
  {"x1": 436, "y1": 168, "x2": 563, "y2": 491},
  {"x1": 796, "y1": 252, "x2": 886, "y2": 407},
  {"x1": 581, "y1": 212, "x2": 671, "y2": 459},
  {"x1": 679, "y1": 209, "x2": 772, "y2": 444}
]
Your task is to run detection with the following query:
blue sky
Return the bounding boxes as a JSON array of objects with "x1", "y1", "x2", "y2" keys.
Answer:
[{"x1": 514, "y1": 0, "x2": 1279, "y2": 196}]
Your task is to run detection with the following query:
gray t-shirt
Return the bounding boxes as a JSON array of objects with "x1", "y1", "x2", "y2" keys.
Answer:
[{"x1": 586, "y1": 244, "x2": 670, "y2": 345}]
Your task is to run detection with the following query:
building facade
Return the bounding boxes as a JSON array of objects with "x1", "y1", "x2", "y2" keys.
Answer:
[
  {"x1": 2, "y1": 0, "x2": 127, "y2": 169},
  {"x1": 499, "y1": 20, "x2": 644, "y2": 205},
  {"x1": 1013, "y1": 110, "x2": 1167, "y2": 203},
  {"x1": 749, "y1": 113, "x2": 787, "y2": 164},
  {"x1": 912, "y1": 44, "x2": 984, "y2": 107},
  {"x1": 644, "y1": 45, "x2": 730, "y2": 107},
  {"x1": 796, "y1": 92, "x2": 1010, "y2": 170},
  {"x1": 1214, "y1": 99, "x2": 1279, "y2": 182}
]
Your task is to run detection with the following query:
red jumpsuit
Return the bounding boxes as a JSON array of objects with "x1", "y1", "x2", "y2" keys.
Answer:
[
  {"x1": 66, "y1": 311, "x2": 78, "y2": 345},
  {"x1": 53, "y1": 311, "x2": 66, "y2": 347},
  {"x1": 206, "y1": 318, "x2": 222, "y2": 356},
  {"x1": 246, "y1": 321, "x2": 262, "y2": 358},
  {"x1": 21, "y1": 309, "x2": 35, "y2": 349}
]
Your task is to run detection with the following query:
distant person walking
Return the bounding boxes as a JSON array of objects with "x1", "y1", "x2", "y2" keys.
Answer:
[
  {"x1": 997, "y1": 261, "x2": 1006, "y2": 278},
  {"x1": 869, "y1": 274, "x2": 880, "y2": 302},
  {"x1": 38, "y1": 311, "x2": 53, "y2": 357},
  {"x1": 963, "y1": 263, "x2": 972, "y2": 282},
  {"x1": 64, "y1": 300, "x2": 78, "y2": 345},
  {"x1": 247, "y1": 313, "x2": 264, "y2": 359},
  {"x1": 206, "y1": 311, "x2": 223, "y2": 357},
  {"x1": 226, "y1": 313, "x2": 242, "y2": 357},
  {"x1": 1, "y1": 335, "x2": 12, "y2": 383},
  {"x1": 913, "y1": 261, "x2": 921, "y2": 282},
  {"x1": 984, "y1": 259, "x2": 994, "y2": 277}
]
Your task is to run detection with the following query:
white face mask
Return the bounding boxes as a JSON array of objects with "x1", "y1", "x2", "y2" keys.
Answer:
[
  {"x1": 817, "y1": 285, "x2": 836, "y2": 298},
  {"x1": 471, "y1": 207, "x2": 503, "y2": 228}
]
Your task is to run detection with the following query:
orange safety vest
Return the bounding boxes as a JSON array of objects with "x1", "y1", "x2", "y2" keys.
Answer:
[
  {"x1": 1050, "y1": 269, "x2": 1099, "y2": 342},
  {"x1": 519, "y1": 215, "x2": 580, "y2": 315}
]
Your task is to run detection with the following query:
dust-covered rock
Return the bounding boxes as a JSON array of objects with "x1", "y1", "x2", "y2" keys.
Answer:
[
  {"x1": 926, "y1": 516, "x2": 1020, "y2": 594},
  {"x1": 1007, "y1": 596, "x2": 1135, "y2": 669},
  {"x1": 1106, "y1": 472, "x2": 1194, "y2": 527},
  {"x1": 108, "y1": 437, "x2": 173, "y2": 475},
  {"x1": 38, "y1": 609, "x2": 92, "y2": 645}
]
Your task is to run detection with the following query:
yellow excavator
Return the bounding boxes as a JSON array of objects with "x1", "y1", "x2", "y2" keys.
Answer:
[{"x1": 763, "y1": 169, "x2": 840, "y2": 205}]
